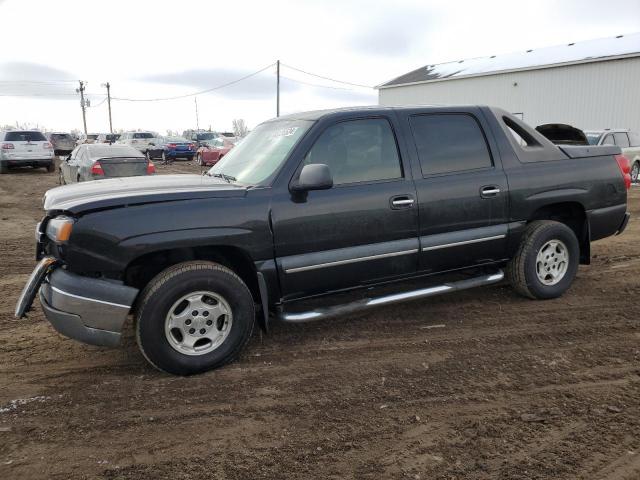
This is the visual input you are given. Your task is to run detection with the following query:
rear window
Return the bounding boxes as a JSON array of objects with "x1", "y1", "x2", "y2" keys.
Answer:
[
  {"x1": 196, "y1": 133, "x2": 217, "y2": 141},
  {"x1": 51, "y1": 133, "x2": 72, "y2": 140},
  {"x1": 4, "y1": 131, "x2": 46, "y2": 142},
  {"x1": 133, "y1": 132, "x2": 154, "y2": 139},
  {"x1": 410, "y1": 114, "x2": 492, "y2": 176}
]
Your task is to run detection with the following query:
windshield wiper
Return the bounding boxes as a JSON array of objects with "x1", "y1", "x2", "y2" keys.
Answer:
[{"x1": 210, "y1": 172, "x2": 237, "y2": 183}]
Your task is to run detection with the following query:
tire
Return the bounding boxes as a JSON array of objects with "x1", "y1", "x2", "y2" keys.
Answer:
[
  {"x1": 46, "y1": 161, "x2": 55, "y2": 173},
  {"x1": 135, "y1": 261, "x2": 255, "y2": 375},
  {"x1": 506, "y1": 220, "x2": 579, "y2": 300},
  {"x1": 196, "y1": 154, "x2": 202, "y2": 166},
  {"x1": 161, "y1": 151, "x2": 167, "y2": 164},
  {"x1": 632, "y1": 161, "x2": 640, "y2": 184},
  {"x1": 146, "y1": 150, "x2": 151, "y2": 161},
  {"x1": 0, "y1": 162, "x2": 7, "y2": 174}
]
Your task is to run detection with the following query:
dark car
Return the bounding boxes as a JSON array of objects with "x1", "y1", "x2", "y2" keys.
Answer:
[
  {"x1": 59, "y1": 143, "x2": 155, "y2": 183},
  {"x1": 47, "y1": 132, "x2": 76, "y2": 156},
  {"x1": 146, "y1": 137, "x2": 196, "y2": 164},
  {"x1": 16, "y1": 106, "x2": 631, "y2": 375}
]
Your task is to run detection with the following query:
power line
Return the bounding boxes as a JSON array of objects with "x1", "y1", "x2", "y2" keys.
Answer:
[
  {"x1": 279, "y1": 75, "x2": 358, "y2": 91},
  {"x1": 280, "y1": 63, "x2": 374, "y2": 89},
  {"x1": 111, "y1": 63, "x2": 276, "y2": 102}
]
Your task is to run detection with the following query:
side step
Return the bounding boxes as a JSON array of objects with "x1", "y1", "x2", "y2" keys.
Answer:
[{"x1": 277, "y1": 270, "x2": 505, "y2": 323}]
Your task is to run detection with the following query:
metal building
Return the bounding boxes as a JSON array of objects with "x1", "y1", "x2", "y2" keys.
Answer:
[{"x1": 378, "y1": 33, "x2": 640, "y2": 134}]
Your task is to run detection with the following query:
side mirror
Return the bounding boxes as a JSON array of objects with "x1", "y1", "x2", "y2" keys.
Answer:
[{"x1": 291, "y1": 163, "x2": 333, "y2": 192}]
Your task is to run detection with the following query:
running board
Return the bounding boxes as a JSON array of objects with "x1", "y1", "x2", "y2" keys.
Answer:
[{"x1": 277, "y1": 270, "x2": 504, "y2": 323}]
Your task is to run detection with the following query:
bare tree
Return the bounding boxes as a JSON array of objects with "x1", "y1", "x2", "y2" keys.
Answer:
[{"x1": 232, "y1": 119, "x2": 249, "y2": 138}]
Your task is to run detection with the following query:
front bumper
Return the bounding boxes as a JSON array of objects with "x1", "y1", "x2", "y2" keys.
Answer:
[{"x1": 18, "y1": 261, "x2": 139, "y2": 347}]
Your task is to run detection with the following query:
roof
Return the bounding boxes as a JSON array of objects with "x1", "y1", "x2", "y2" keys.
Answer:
[
  {"x1": 380, "y1": 32, "x2": 640, "y2": 88},
  {"x1": 83, "y1": 144, "x2": 144, "y2": 159}
]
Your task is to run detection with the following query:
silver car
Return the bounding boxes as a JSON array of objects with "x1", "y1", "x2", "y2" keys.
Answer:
[
  {"x1": 585, "y1": 129, "x2": 640, "y2": 183},
  {"x1": 0, "y1": 130, "x2": 55, "y2": 174},
  {"x1": 60, "y1": 143, "x2": 155, "y2": 184}
]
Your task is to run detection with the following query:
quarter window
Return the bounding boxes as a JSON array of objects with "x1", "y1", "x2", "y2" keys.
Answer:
[
  {"x1": 304, "y1": 118, "x2": 402, "y2": 185},
  {"x1": 410, "y1": 114, "x2": 493, "y2": 176},
  {"x1": 602, "y1": 134, "x2": 615, "y2": 146},
  {"x1": 614, "y1": 132, "x2": 630, "y2": 148}
]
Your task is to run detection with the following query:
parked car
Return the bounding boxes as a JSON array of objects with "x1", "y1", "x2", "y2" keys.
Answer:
[
  {"x1": 117, "y1": 131, "x2": 159, "y2": 153},
  {"x1": 59, "y1": 143, "x2": 155, "y2": 183},
  {"x1": 535, "y1": 124, "x2": 589, "y2": 145},
  {"x1": 76, "y1": 133, "x2": 99, "y2": 145},
  {"x1": 0, "y1": 130, "x2": 54, "y2": 174},
  {"x1": 146, "y1": 137, "x2": 196, "y2": 163},
  {"x1": 184, "y1": 130, "x2": 219, "y2": 147},
  {"x1": 584, "y1": 129, "x2": 640, "y2": 183},
  {"x1": 95, "y1": 133, "x2": 121, "y2": 144},
  {"x1": 47, "y1": 132, "x2": 76, "y2": 156},
  {"x1": 16, "y1": 106, "x2": 631, "y2": 375},
  {"x1": 195, "y1": 137, "x2": 235, "y2": 165}
]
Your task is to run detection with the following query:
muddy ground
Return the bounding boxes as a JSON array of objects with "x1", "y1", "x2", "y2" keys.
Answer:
[{"x1": 0, "y1": 160, "x2": 639, "y2": 480}]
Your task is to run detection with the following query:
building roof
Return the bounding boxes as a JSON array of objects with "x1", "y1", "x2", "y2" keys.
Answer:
[{"x1": 379, "y1": 32, "x2": 640, "y2": 88}]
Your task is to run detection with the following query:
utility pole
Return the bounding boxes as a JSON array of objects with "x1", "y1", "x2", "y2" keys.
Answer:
[
  {"x1": 76, "y1": 80, "x2": 88, "y2": 135},
  {"x1": 102, "y1": 82, "x2": 113, "y2": 134},
  {"x1": 276, "y1": 60, "x2": 280, "y2": 117},
  {"x1": 195, "y1": 97, "x2": 200, "y2": 130}
]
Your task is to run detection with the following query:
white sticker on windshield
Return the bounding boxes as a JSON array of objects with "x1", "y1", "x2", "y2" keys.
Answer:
[{"x1": 270, "y1": 127, "x2": 299, "y2": 138}]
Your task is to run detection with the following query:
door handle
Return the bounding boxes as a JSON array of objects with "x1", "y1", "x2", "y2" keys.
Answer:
[
  {"x1": 390, "y1": 195, "x2": 415, "y2": 209},
  {"x1": 480, "y1": 186, "x2": 501, "y2": 198}
]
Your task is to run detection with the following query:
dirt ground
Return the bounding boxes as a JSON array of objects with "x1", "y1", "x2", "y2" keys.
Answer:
[{"x1": 0, "y1": 160, "x2": 639, "y2": 480}]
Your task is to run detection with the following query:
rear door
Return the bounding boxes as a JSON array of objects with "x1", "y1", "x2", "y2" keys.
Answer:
[
  {"x1": 401, "y1": 108, "x2": 509, "y2": 274},
  {"x1": 271, "y1": 115, "x2": 420, "y2": 300}
]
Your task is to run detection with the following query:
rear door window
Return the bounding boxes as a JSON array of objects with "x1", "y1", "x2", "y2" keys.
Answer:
[
  {"x1": 5, "y1": 131, "x2": 46, "y2": 142},
  {"x1": 409, "y1": 114, "x2": 493, "y2": 176},
  {"x1": 629, "y1": 131, "x2": 640, "y2": 147},
  {"x1": 602, "y1": 134, "x2": 615, "y2": 146},
  {"x1": 614, "y1": 132, "x2": 630, "y2": 148},
  {"x1": 134, "y1": 132, "x2": 153, "y2": 139},
  {"x1": 304, "y1": 118, "x2": 402, "y2": 185}
]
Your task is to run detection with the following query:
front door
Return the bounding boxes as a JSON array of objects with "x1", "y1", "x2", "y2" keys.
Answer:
[
  {"x1": 271, "y1": 116, "x2": 420, "y2": 301},
  {"x1": 402, "y1": 110, "x2": 509, "y2": 274}
]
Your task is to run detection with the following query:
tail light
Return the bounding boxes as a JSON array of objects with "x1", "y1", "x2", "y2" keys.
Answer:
[
  {"x1": 146, "y1": 161, "x2": 156, "y2": 174},
  {"x1": 615, "y1": 154, "x2": 631, "y2": 190},
  {"x1": 44, "y1": 142, "x2": 53, "y2": 149},
  {"x1": 166, "y1": 143, "x2": 177, "y2": 149},
  {"x1": 91, "y1": 162, "x2": 104, "y2": 175},
  {"x1": 1, "y1": 143, "x2": 14, "y2": 149}
]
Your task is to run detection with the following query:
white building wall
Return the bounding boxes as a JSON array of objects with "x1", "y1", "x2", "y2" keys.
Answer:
[{"x1": 379, "y1": 57, "x2": 640, "y2": 134}]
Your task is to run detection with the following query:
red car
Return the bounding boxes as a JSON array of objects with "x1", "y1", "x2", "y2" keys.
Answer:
[{"x1": 195, "y1": 137, "x2": 235, "y2": 166}]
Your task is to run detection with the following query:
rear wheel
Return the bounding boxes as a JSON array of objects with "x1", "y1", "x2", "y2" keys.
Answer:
[
  {"x1": 506, "y1": 220, "x2": 579, "y2": 300},
  {"x1": 196, "y1": 153, "x2": 202, "y2": 166},
  {"x1": 632, "y1": 161, "x2": 640, "y2": 184},
  {"x1": 46, "y1": 161, "x2": 55, "y2": 173},
  {"x1": 135, "y1": 261, "x2": 255, "y2": 375},
  {"x1": 0, "y1": 163, "x2": 7, "y2": 174}
]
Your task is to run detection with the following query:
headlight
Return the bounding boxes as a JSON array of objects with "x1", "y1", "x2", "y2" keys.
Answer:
[{"x1": 45, "y1": 216, "x2": 75, "y2": 243}]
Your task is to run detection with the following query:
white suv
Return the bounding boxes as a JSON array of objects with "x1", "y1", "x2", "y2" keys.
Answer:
[
  {"x1": 0, "y1": 130, "x2": 55, "y2": 174},
  {"x1": 585, "y1": 129, "x2": 640, "y2": 183},
  {"x1": 117, "y1": 131, "x2": 159, "y2": 153}
]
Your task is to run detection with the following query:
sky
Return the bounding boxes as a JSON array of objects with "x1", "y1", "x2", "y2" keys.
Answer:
[{"x1": 0, "y1": 0, "x2": 639, "y2": 134}]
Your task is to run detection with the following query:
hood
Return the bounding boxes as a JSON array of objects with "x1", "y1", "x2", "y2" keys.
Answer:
[
  {"x1": 536, "y1": 123, "x2": 589, "y2": 145},
  {"x1": 44, "y1": 174, "x2": 247, "y2": 214}
]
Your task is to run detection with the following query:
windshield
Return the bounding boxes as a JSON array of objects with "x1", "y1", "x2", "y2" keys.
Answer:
[
  {"x1": 207, "y1": 119, "x2": 312, "y2": 185},
  {"x1": 585, "y1": 132, "x2": 602, "y2": 145}
]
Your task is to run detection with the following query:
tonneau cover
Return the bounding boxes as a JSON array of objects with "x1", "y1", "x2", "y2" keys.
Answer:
[{"x1": 560, "y1": 145, "x2": 621, "y2": 159}]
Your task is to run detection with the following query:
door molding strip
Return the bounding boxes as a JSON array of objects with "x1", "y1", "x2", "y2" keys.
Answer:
[
  {"x1": 422, "y1": 234, "x2": 506, "y2": 252},
  {"x1": 285, "y1": 248, "x2": 418, "y2": 274}
]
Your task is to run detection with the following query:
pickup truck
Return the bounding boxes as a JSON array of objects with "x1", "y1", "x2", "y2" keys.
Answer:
[{"x1": 15, "y1": 106, "x2": 632, "y2": 375}]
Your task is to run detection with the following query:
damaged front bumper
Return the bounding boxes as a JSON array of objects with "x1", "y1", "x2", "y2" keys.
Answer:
[{"x1": 16, "y1": 258, "x2": 139, "y2": 347}]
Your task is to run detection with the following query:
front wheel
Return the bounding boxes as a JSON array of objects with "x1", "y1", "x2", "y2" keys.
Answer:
[
  {"x1": 135, "y1": 261, "x2": 255, "y2": 375},
  {"x1": 631, "y1": 161, "x2": 640, "y2": 184},
  {"x1": 506, "y1": 220, "x2": 579, "y2": 300},
  {"x1": 196, "y1": 153, "x2": 202, "y2": 166}
]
